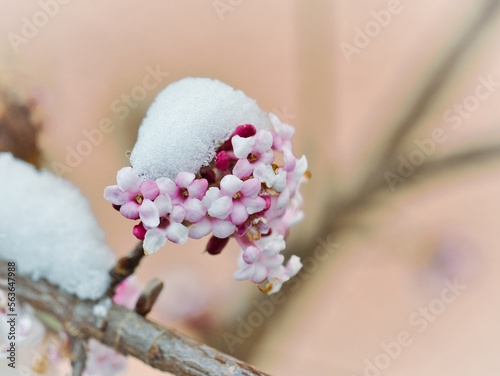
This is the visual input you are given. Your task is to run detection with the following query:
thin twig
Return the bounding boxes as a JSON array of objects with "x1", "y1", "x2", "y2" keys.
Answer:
[
  {"x1": 107, "y1": 242, "x2": 145, "y2": 296},
  {"x1": 378, "y1": 0, "x2": 500, "y2": 167},
  {"x1": 220, "y1": 1, "x2": 500, "y2": 359}
]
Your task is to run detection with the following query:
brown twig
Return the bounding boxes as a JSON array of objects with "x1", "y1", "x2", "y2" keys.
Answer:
[
  {"x1": 0, "y1": 260, "x2": 271, "y2": 376},
  {"x1": 135, "y1": 279, "x2": 164, "y2": 316},
  {"x1": 107, "y1": 242, "x2": 145, "y2": 296}
]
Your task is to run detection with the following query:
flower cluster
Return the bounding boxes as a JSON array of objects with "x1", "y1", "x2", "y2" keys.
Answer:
[{"x1": 104, "y1": 114, "x2": 309, "y2": 293}]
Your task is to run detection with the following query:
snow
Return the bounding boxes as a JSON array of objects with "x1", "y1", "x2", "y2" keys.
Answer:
[
  {"x1": 0, "y1": 153, "x2": 115, "y2": 300},
  {"x1": 130, "y1": 77, "x2": 271, "y2": 180}
]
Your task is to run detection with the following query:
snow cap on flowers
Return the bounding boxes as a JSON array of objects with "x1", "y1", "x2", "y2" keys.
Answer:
[
  {"x1": 105, "y1": 78, "x2": 309, "y2": 294},
  {"x1": 130, "y1": 77, "x2": 271, "y2": 180},
  {"x1": 0, "y1": 153, "x2": 116, "y2": 300}
]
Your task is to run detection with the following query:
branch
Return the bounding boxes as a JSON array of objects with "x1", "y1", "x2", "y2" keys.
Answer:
[{"x1": 0, "y1": 261, "x2": 270, "y2": 376}]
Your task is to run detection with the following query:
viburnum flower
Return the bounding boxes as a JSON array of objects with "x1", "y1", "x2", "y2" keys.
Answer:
[
  {"x1": 104, "y1": 77, "x2": 310, "y2": 294},
  {"x1": 206, "y1": 175, "x2": 266, "y2": 225},
  {"x1": 103, "y1": 166, "x2": 160, "y2": 222},
  {"x1": 234, "y1": 234, "x2": 287, "y2": 283},
  {"x1": 157, "y1": 172, "x2": 208, "y2": 223}
]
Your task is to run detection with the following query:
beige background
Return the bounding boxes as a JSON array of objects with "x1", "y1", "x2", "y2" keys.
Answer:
[{"x1": 1, "y1": 0, "x2": 500, "y2": 375}]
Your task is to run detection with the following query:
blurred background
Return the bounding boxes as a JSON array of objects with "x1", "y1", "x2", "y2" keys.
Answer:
[{"x1": 1, "y1": 0, "x2": 500, "y2": 375}]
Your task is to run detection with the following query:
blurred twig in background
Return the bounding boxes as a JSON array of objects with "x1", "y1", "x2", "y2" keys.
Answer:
[{"x1": 217, "y1": 0, "x2": 500, "y2": 361}]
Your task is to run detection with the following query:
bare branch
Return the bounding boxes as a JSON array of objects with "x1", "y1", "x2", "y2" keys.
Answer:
[{"x1": 0, "y1": 260, "x2": 270, "y2": 376}]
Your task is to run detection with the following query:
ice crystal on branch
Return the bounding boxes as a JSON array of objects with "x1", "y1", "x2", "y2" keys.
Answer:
[{"x1": 105, "y1": 77, "x2": 309, "y2": 293}]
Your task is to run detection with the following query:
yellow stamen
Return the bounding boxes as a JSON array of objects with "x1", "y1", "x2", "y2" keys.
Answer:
[
  {"x1": 180, "y1": 187, "x2": 189, "y2": 198},
  {"x1": 258, "y1": 283, "x2": 273, "y2": 294},
  {"x1": 247, "y1": 153, "x2": 258, "y2": 162},
  {"x1": 135, "y1": 194, "x2": 144, "y2": 205}
]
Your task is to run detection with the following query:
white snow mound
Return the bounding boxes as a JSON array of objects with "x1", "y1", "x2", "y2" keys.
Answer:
[
  {"x1": 130, "y1": 77, "x2": 271, "y2": 180},
  {"x1": 0, "y1": 153, "x2": 115, "y2": 300}
]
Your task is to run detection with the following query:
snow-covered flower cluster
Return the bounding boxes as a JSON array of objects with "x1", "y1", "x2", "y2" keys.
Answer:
[{"x1": 105, "y1": 113, "x2": 309, "y2": 293}]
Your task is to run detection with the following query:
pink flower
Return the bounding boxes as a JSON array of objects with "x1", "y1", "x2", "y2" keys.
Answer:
[
  {"x1": 234, "y1": 234, "x2": 303, "y2": 293},
  {"x1": 269, "y1": 112, "x2": 295, "y2": 153},
  {"x1": 205, "y1": 175, "x2": 266, "y2": 226},
  {"x1": 230, "y1": 129, "x2": 275, "y2": 179},
  {"x1": 266, "y1": 255, "x2": 303, "y2": 294},
  {"x1": 253, "y1": 163, "x2": 287, "y2": 193},
  {"x1": 233, "y1": 234, "x2": 287, "y2": 283},
  {"x1": 104, "y1": 166, "x2": 160, "y2": 222},
  {"x1": 84, "y1": 340, "x2": 126, "y2": 376},
  {"x1": 144, "y1": 217, "x2": 189, "y2": 254},
  {"x1": 156, "y1": 172, "x2": 208, "y2": 223},
  {"x1": 112, "y1": 276, "x2": 142, "y2": 310}
]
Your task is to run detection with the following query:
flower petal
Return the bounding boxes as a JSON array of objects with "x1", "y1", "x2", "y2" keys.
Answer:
[
  {"x1": 140, "y1": 180, "x2": 160, "y2": 200},
  {"x1": 262, "y1": 235, "x2": 286, "y2": 256},
  {"x1": 242, "y1": 196, "x2": 267, "y2": 215},
  {"x1": 154, "y1": 194, "x2": 172, "y2": 216},
  {"x1": 253, "y1": 164, "x2": 275, "y2": 188},
  {"x1": 232, "y1": 135, "x2": 255, "y2": 159},
  {"x1": 202, "y1": 187, "x2": 222, "y2": 209},
  {"x1": 259, "y1": 150, "x2": 275, "y2": 165},
  {"x1": 156, "y1": 177, "x2": 177, "y2": 196},
  {"x1": 285, "y1": 255, "x2": 303, "y2": 278},
  {"x1": 293, "y1": 155, "x2": 308, "y2": 179},
  {"x1": 117, "y1": 167, "x2": 141, "y2": 192},
  {"x1": 254, "y1": 130, "x2": 273, "y2": 153},
  {"x1": 170, "y1": 204, "x2": 186, "y2": 223},
  {"x1": 208, "y1": 196, "x2": 233, "y2": 219},
  {"x1": 187, "y1": 178, "x2": 208, "y2": 199},
  {"x1": 220, "y1": 175, "x2": 244, "y2": 197},
  {"x1": 139, "y1": 199, "x2": 160, "y2": 228},
  {"x1": 175, "y1": 171, "x2": 195, "y2": 188},
  {"x1": 229, "y1": 201, "x2": 249, "y2": 225},
  {"x1": 273, "y1": 171, "x2": 287, "y2": 192},
  {"x1": 211, "y1": 219, "x2": 236, "y2": 238},
  {"x1": 242, "y1": 246, "x2": 260, "y2": 264},
  {"x1": 283, "y1": 149, "x2": 296, "y2": 172},
  {"x1": 233, "y1": 265, "x2": 255, "y2": 281},
  {"x1": 250, "y1": 264, "x2": 268, "y2": 284},
  {"x1": 188, "y1": 218, "x2": 212, "y2": 239},
  {"x1": 270, "y1": 112, "x2": 295, "y2": 139},
  {"x1": 119, "y1": 201, "x2": 140, "y2": 219},
  {"x1": 144, "y1": 228, "x2": 167, "y2": 255},
  {"x1": 240, "y1": 178, "x2": 261, "y2": 198},
  {"x1": 232, "y1": 159, "x2": 254, "y2": 179},
  {"x1": 103, "y1": 185, "x2": 129, "y2": 205},
  {"x1": 184, "y1": 198, "x2": 207, "y2": 223},
  {"x1": 262, "y1": 254, "x2": 285, "y2": 268},
  {"x1": 277, "y1": 188, "x2": 291, "y2": 209},
  {"x1": 166, "y1": 222, "x2": 188, "y2": 244}
]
